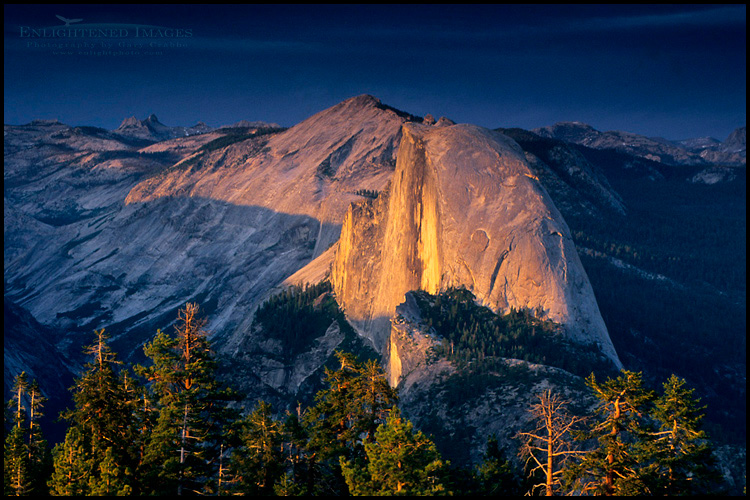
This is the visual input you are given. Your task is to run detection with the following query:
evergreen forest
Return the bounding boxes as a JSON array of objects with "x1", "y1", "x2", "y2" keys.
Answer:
[{"x1": 4, "y1": 292, "x2": 730, "y2": 495}]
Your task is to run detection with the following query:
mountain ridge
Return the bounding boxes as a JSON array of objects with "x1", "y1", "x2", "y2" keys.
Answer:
[{"x1": 533, "y1": 121, "x2": 746, "y2": 167}]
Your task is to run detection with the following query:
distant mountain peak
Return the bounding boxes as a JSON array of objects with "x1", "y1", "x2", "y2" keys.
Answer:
[
  {"x1": 113, "y1": 114, "x2": 213, "y2": 141},
  {"x1": 328, "y1": 94, "x2": 383, "y2": 115},
  {"x1": 556, "y1": 120, "x2": 595, "y2": 128},
  {"x1": 116, "y1": 114, "x2": 164, "y2": 130},
  {"x1": 533, "y1": 121, "x2": 601, "y2": 145},
  {"x1": 323, "y1": 94, "x2": 424, "y2": 124},
  {"x1": 28, "y1": 118, "x2": 63, "y2": 126},
  {"x1": 221, "y1": 119, "x2": 282, "y2": 130},
  {"x1": 117, "y1": 116, "x2": 141, "y2": 128}
]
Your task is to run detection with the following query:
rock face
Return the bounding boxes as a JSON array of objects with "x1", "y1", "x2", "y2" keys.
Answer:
[
  {"x1": 498, "y1": 127, "x2": 627, "y2": 218},
  {"x1": 4, "y1": 95, "x2": 412, "y2": 367},
  {"x1": 332, "y1": 122, "x2": 622, "y2": 368},
  {"x1": 385, "y1": 292, "x2": 450, "y2": 388}
]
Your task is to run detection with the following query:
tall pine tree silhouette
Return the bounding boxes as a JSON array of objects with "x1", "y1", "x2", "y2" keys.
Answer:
[
  {"x1": 49, "y1": 329, "x2": 137, "y2": 495},
  {"x1": 137, "y1": 303, "x2": 239, "y2": 495},
  {"x1": 5, "y1": 373, "x2": 51, "y2": 495}
]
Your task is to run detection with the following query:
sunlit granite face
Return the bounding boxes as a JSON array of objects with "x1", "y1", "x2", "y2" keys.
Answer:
[{"x1": 332, "y1": 122, "x2": 622, "y2": 368}]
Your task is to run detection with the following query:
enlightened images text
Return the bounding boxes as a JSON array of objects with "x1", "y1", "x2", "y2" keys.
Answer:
[{"x1": 19, "y1": 26, "x2": 193, "y2": 38}]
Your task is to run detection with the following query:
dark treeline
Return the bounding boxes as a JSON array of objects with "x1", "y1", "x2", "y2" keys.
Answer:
[
  {"x1": 353, "y1": 189, "x2": 379, "y2": 199},
  {"x1": 253, "y1": 281, "x2": 343, "y2": 362},
  {"x1": 564, "y1": 164, "x2": 746, "y2": 445},
  {"x1": 4, "y1": 294, "x2": 728, "y2": 495},
  {"x1": 413, "y1": 287, "x2": 617, "y2": 379}
]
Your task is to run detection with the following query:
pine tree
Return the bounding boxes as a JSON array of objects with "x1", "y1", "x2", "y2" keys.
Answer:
[
  {"x1": 138, "y1": 303, "x2": 239, "y2": 495},
  {"x1": 88, "y1": 447, "x2": 133, "y2": 495},
  {"x1": 306, "y1": 351, "x2": 397, "y2": 458},
  {"x1": 358, "y1": 359, "x2": 398, "y2": 444},
  {"x1": 647, "y1": 375, "x2": 721, "y2": 495},
  {"x1": 48, "y1": 426, "x2": 93, "y2": 496},
  {"x1": 5, "y1": 421, "x2": 32, "y2": 496},
  {"x1": 275, "y1": 407, "x2": 315, "y2": 496},
  {"x1": 306, "y1": 351, "x2": 362, "y2": 461},
  {"x1": 5, "y1": 373, "x2": 32, "y2": 496},
  {"x1": 340, "y1": 407, "x2": 449, "y2": 495},
  {"x1": 49, "y1": 329, "x2": 138, "y2": 495},
  {"x1": 563, "y1": 371, "x2": 655, "y2": 495},
  {"x1": 304, "y1": 351, "x2": 397, "y2": 494},
  {"x1": 230, "y1": 400, "x2": 284, "y2": 495},
  {"x1": 475, "y1": 434, "x2": 522, "y2": 495},
  {"x1": 304, "y1": 351, "x2": 365, "y2": 494},
  {"x1": 4, "y1": 373, "x2": 52, "y2": 496},
  {"x1": 5, "y1": 372, "x2": 28, "y2": 495},
  {"x1": 24, "y1": 380, "x2": 51, "y2": 495}
]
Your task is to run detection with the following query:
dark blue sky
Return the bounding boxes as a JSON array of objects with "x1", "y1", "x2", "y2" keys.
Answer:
[{"x1": 4, "y1": 4, "x2": 746, "y2": 140}]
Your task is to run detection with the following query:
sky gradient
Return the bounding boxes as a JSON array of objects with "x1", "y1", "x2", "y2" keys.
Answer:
[{"x1": 4, "y1": 4, "x2": 746, "y2": 140}]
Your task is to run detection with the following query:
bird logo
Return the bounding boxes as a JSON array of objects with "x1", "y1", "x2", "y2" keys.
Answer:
[{"x1": 56, "y1": 15, "x2": 83, "y2": 27}]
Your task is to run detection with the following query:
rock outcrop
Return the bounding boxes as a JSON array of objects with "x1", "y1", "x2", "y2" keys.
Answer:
[{"x1": 332, "y1": 122, "x2": 622, "y2": 368}]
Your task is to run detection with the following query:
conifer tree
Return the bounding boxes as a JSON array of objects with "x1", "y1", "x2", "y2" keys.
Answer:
[
  {"x1": 48, "y1": 426, "x2": 93, "y2": 496},
  {"x1": 4, "y1": 373, "x2": 52, "y2": 496},
  {"x1": 275, "y1": 407, "x2": 315, "y2": 496},
  {"x1": 88, "y1": 447, "x2": 133, "y2": 495},
  {"x1": 305, "y1": 351, "x2": 397, "y2": 494},
  {"x1": 304, "y1": 351, "x2": 365, "y2": 494},
  {"x1": 24, "y1": 379, "x2": 51, "y2": 494},
  {"x1": 475, "y1": 434, "x2": 522, "y2": 496},
  {"x1": 358, "y1": 359, "x2": 398, "y2": 444},
  {"x1": 563, "y1": 371, "x2": 655, "y2": 495},
  {"x1": 5, "y1": 373, "x2": 33, "y2": 496},
  {"x1": 340, "y1": 407, "x2": 449, "y2": 495},
  {"x1": 306, "y1": 351, "x2": 362, "y2": 462},
  {"x1": 230, "y1": 400, "x2": 284, "y2": 495},
  {"x1": 306, "y1": 351, "x2": 397, "y2": 458},
  {"x1": 138, "y1": 303, "x2": 239, "y2": 495},
  {"x1": 49, "y1": 329, "x2": 138, "y2": 495},
  {"x1": 5, "y1": 418, "x2": 32, "y2": 496},
  {"x1": 647, "y1": 375, "x2": 721, "y2": 495}
]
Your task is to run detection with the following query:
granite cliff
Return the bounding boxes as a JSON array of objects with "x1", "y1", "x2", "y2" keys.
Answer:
[{"x1": 331, "y1": 122, "x2": 622, "y2": 370}]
